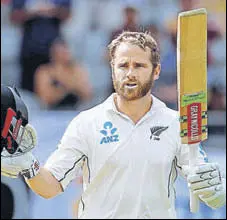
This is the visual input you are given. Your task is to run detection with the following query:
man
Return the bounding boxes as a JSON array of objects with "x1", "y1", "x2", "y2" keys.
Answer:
[
  {"x1": 108, "y1": 5, "x2": 141, "y2": 94},
  {"x1": 1, "y1": 32, "x2": 226, "y2": 219}
]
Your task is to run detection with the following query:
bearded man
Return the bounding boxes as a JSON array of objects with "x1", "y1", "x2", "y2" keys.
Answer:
[{"x1": 1, "y1": 32, "x2": 226, "y2": 219}]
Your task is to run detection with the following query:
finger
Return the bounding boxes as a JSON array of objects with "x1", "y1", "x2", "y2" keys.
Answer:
[
  {"x1": 190, "y1": 176, "x2": 221, "y2": 190},
  {"x1": 1, "y1": 165, "x2": 21, "y2": 176},
  {"x1": 1, "y1": 170, "x2": 18, "y2": 178},
  {"x1": 1, "y1": 166, "x2": 18, "y2": 175},
  {"x1": 194, "y1": 185, "x2": 226, "y2": 209},
  {"x1": 199, "y1": 190, "x2": 215, "y2": 199},
  {"x1": 193, "y1": 185, "x2": 220, "y2": 197},
  {"x1": 204, "y1": 190, "x2": 225, "y2": 203},
  {"x1": 25, "y1": 124, "x2": 37, "y2": 146},
  {"x1": 188, "y1": 170, "x2": 219, "y2": 183},
  {"x1": 195, "y1": 163, "x2": 219, "y2": 174},
  {"x1": 197, "y1": 187, "x2": 216, "y2": 199},
  {"x1": 1, "y1": 148, "x2": 11, "y2": 157},
  {"x1": 17, "y1": 124, "x2": 37, "y2": 154}
]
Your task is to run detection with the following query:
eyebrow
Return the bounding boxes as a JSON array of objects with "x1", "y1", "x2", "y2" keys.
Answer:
[
  {"x1": 118, "y1": 61, "x2": 128, "y2": 66},
  {"x1": 134, "y1": 62, "x2": 147, "y2": 66},
  {"x1": 118, "y1": 61, "x2": 147, "y2": 65}
]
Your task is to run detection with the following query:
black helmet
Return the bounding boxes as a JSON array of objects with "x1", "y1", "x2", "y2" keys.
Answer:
[{"x1": 1, "y1": 84, "x2": 28, "y2": 154}]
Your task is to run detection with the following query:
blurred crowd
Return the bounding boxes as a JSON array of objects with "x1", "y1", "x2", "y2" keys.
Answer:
[{"x1": 1, "y1": 0, "x2": 226, "y2": 111}]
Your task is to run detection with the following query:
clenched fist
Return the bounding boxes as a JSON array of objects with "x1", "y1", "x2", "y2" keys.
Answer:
[{"x1": 186, "y1": 163, "x2": 226, "y2": 209}]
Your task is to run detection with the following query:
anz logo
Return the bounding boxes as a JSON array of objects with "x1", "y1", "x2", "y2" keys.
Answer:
[{"x1": 100, "y1": 121, "x2": 119, "y2": 144}]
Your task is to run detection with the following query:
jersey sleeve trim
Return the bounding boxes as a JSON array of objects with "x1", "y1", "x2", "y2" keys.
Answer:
[
  {"x1": 58, "y1": 154, "x2": 86, "y2": 182},
  {"x1": 168, "y1": 157, "x2": 178, "y2": 198}
]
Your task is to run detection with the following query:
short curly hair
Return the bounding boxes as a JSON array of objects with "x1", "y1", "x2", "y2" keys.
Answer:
[{"x1": 108, "y1": 31, "x2": 160, "y2": 69}]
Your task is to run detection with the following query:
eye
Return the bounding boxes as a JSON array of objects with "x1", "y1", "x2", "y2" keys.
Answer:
[
  {"x1": 118, "y1": 63, "x2": 128, "y2": 68},
  {"x1": 135, "y1": 63, "x2": 144, "y2": 68}
]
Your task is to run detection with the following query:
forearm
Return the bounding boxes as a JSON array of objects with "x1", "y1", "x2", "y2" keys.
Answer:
[{"x1": 25, "y1": 167, "x2": 63, "y2": 199}]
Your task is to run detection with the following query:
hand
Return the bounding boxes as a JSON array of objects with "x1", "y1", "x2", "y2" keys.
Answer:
[
  {"x1": 187, "y1": 163, "x2": 226, "y2": 209},
  {"x1": 1, "y1": 150, "x2": 40, "y2": 179},
  {"x1": 14, "y1": 123, "x2": 37, "y2": 156},
  {"x1": 1, "y1": 123, "x2": 40, "y2": 179}
]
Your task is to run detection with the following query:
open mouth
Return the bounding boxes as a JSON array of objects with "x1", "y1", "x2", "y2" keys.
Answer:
[{"x1": 125, "y1": 83, "x2": 138, "y2": 88}]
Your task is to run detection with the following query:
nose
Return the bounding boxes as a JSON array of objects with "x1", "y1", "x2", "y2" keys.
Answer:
[{"x1": 126, "y1": 68, "x2": 136, "y2": 79}]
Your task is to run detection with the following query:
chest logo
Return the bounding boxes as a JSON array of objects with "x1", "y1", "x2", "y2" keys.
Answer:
[
  {"x1": 100, "y1": 121, "x2": 119, "y2": 144},
  {"x1": 150, "y1": 126, "x2": 169, "y2": 141}
]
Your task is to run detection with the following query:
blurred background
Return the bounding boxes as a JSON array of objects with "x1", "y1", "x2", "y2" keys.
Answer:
[{"x1": 1, "y1": 0, "x2": 226, "y2": 219}]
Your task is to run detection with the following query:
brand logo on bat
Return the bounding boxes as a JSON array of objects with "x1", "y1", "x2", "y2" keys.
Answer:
[
  {"x1": 100, "y1": 121, "x2": 119, "y2": 144},
  {"x1": 187, "y1": 103, "x2": 202, "y2": 144},
  {"x1": 150, "y1": 126, "x2": 169, "y2": 141},
  {"x1": 190, "y1": 105, "x2": 199, "y2": 141}
]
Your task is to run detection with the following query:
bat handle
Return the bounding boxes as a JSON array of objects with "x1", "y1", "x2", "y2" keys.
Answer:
[{"x1": 189, "y1": 143, "x2": 200, "y2": 213}]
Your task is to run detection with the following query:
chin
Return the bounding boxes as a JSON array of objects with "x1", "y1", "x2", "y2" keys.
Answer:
[{"x1": 120, "y1": 91, "x2": 144, "y2": 101}]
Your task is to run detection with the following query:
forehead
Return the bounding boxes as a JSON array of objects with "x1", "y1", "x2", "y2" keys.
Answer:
[{"x1": 114, "y1": 42, "x2": 151, "y2": 63}]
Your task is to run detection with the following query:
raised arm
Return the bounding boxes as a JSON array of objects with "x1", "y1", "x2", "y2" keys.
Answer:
[
  {"x1": 1, "y1": 113, "x2": 89, "y2": 199},
  {"x1": 26, "y1": 143, "x2": 86, "y2": 199},
  {"x1": 169, "y1": 116, "x2": 226, "y2": 210},
  {"x1": 1, "y1": 130, "x2": 86, "y2": 200},
  {"x1": 176, "y1": 141, "x2": 226, "y2": 209},
  {"x1": 25, "y1": 167, "x2": 63, "y2": 199}
]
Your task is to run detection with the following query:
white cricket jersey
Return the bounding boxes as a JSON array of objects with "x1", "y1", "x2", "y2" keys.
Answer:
[{"x1": 44, "y1": 94, "x2": 207, "y2": 219}]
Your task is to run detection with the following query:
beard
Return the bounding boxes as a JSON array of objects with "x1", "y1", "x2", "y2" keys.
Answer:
[{"x1": 112, "y1": 73, "x2": 155, "y2": 101}]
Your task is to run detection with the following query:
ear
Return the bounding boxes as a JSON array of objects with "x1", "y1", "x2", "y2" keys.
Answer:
[
  {"x1": 153, "y1": 64, "x2": 161, "y2": 80},
  {"x1": 111, "y1": 63, "x2": 115, "y2": 76},
  {"x1": 111, "y1": 63, "x2": 114, "y2": 73}
]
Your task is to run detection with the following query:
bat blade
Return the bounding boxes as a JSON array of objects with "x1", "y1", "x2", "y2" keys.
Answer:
[
  {"x1": 177, "y1": 8, "x2": 208, "y2": 213},
  {"x1": 177, "y1": 8, "x2": 208, "y2": 145}
]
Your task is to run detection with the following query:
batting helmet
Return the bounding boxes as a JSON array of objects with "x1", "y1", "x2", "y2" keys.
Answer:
[{"x1": 1, "y1": 84, "x2": 28, "y2": 154}]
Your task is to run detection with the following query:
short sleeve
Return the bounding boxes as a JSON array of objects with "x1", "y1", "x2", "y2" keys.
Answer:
[
  {"x1": 176, "y1": 142, "x2": 208, "y2": 170},
  {"x1": 44, "y1": 114, "x2": 89, "y2": 190}
]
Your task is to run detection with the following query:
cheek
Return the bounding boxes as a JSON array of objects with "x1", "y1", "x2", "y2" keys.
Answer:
[
  {"x1": 141, "y1": 70, "x2": 153, "y2": 81},
  {"x1": 113, "y1": 68, "x2": 125, "y2": 80}
]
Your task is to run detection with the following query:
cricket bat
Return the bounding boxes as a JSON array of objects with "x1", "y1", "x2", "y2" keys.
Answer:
[{"x1": 177, "y1": 8, "x2": 208, "y2": 213}]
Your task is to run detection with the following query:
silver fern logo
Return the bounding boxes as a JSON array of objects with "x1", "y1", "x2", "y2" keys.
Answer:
[{"x1": 150, "y1": 126, "x2": 169, "y2": 141}]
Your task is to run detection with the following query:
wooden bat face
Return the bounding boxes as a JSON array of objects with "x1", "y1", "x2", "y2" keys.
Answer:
[{"x1": 177, "y1": 8, "x2": 208, "y2": 144}]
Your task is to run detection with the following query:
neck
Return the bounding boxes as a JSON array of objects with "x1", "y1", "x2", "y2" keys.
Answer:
[{"x1": 114, "y1": 93, "x2": 152, "y2": 124}]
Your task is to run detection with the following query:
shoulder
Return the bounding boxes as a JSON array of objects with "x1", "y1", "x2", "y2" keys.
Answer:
[
  {"x1": 154, "y1": 106, "x2": 179, "y2": 134},
  {"x1": 152, "y1": 96, "x2": 179, "y2": 123},
  {"x1": 69, "y1": 94, "x2": 113, "y2": 128},
  {"x1": 70, "y1": 102, "x2": 107, "y2": 125},
  {"x1": 161, "y1": 106, "x2": 179, "y2": 120}
]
